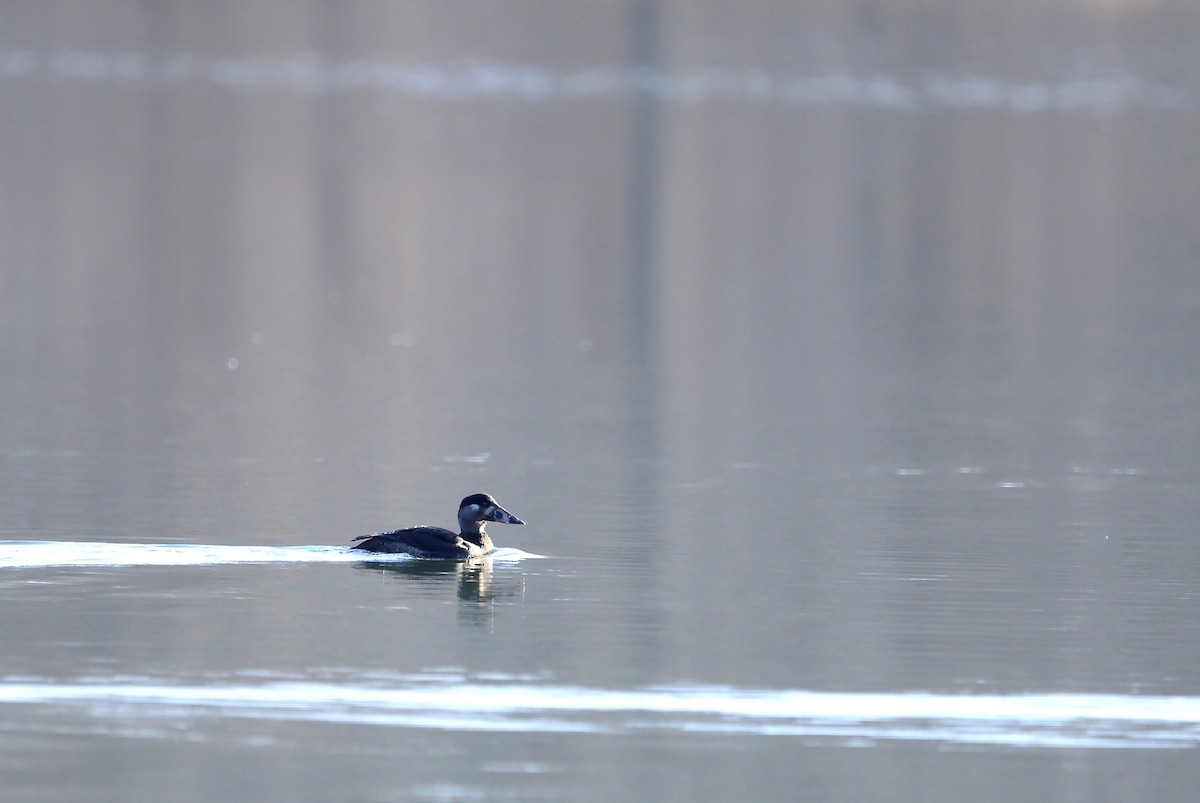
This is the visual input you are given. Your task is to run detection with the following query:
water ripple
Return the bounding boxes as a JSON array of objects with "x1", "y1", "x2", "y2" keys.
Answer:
[
  {"x1": 0, "y1": 541, "x2": 540, "y2": 568},
  {"x1": 1, "y1": 676, "x2": 1197, "y2": 749}
]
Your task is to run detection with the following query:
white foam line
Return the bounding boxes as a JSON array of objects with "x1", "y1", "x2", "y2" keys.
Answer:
[
  {"x1": 0, "y1": 541, "x2": 541, "y2": 568},
  {"x1": 1, "y1": 49, "x2": 1195, "y2": 113},
  {"x1": 1, "y1": 679, "x2": 1197, "y2": 748}
]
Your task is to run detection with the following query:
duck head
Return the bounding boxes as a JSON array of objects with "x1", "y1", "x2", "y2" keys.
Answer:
[{"x1": 458, "y1": 493, "x2": 525, "y2": 534}]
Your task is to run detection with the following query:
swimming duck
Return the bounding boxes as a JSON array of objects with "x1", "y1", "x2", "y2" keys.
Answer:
[{"x1": 350, "y1": 493, "x2": 525, "y2": 558}]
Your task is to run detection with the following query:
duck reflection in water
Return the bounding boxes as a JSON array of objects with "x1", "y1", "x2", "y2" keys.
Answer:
[{"x1": 357, "y1": 556, "x2": 504, "y2": 605}]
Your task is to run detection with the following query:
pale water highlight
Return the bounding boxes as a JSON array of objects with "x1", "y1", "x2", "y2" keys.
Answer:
[{"x1": 1, "y1": 49, "x2": 1194, "y2": 113}]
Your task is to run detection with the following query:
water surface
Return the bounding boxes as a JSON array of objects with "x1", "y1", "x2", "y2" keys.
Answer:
[{"x1": 2, "y1": 2, "x2": 1200, "y2": 801}]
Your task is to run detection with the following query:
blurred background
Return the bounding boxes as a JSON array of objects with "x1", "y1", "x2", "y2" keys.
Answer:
[{"x1": 1, "y1": 1, "x2": 1199, "y2": 800}]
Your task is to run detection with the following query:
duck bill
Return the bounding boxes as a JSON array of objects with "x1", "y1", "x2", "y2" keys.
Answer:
[{"x1": 490, "y1": 504, "x2": 525, "y2": 525}]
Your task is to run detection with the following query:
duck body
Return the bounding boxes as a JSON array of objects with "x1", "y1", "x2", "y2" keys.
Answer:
[
  {"x1": 351, "y1": 493, "x2": 524, "y2": 559},
  {"x1": 351, "y1": 524, "x2": 493, "y2": 559}
]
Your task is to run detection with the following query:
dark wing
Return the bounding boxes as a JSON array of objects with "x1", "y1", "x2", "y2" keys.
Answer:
[{"x1": 350, "y1": 526, "x2": 467, "y2": 557}]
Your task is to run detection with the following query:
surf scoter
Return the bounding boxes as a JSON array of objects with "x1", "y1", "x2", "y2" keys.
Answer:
[{"x1": 350, "y1": 493, "x2": 525, "y2": 558}]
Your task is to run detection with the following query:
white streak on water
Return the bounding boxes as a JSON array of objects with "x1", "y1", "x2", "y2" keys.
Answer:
[
  {"x1": 0, "y1": 677, "x2": 1197, "y2": 749},
  {"x1": 0, "y1": 49, "x2": 1195, "y2": 114},
  {"x1": 0, "y1": 541, "x2": 540, "y2": 568}
]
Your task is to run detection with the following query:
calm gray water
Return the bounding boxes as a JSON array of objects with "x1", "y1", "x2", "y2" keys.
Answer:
[{"x1": 2, "y1": 2, "x2": 1200, "y2": 801}]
